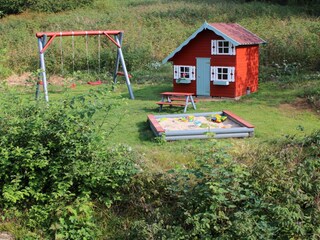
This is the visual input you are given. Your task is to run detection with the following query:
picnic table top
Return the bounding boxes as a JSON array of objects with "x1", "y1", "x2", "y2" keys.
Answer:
[{"x1": 160, "y1": 92, "x2": 195, "y2": 96}]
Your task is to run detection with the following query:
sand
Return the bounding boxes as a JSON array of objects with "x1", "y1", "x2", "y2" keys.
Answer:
[{"x1": 157, "y1": 115, "x2": 240, "y2": 131}]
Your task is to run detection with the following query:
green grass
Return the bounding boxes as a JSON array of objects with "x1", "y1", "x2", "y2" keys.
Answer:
[
  {"x1": 20, "y1": 75, "x2": 316, "y2": 171},
  {"x1": 0, "y1": 0, "x2": 319, "y2": 79},
  {"x1": 1, "y1": 0, "x2": 320, "y2": 237}
]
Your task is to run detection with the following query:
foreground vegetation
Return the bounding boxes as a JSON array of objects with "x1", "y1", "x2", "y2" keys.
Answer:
[
  {"x1": 0, "y1": 0, "x2": 319, "y2": 239},
  {"x1": 0, "y1": 73, "x2": 319, "y2": 238}
]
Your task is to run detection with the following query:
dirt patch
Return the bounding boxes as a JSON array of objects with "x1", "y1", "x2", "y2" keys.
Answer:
[
  {"x1": 0, "y1": 232, "x2": 14, "y2": 240},
  {"x1": 292, "y1": 98, "x2": 313, "y2": 110},
  {"x1": 5, "y1": 73, "x2": 69, "y2": 86},
  {"x1": 6, "y1": 72, "x2": 32, "y2": 86},
  {"x1": 46, "y1": 75, "x2": 67, "y2": 86},
  {"x1": 279, "y1": 98, "x2": 318, "y2": 114}
]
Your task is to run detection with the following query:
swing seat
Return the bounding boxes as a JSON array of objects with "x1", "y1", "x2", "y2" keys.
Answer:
[
  {"x1": 117, "y1": 72, "x2": 132, "y2": 78},
  {"x1": 87, "y1": 80, "x2": 102, "y2": 85}
]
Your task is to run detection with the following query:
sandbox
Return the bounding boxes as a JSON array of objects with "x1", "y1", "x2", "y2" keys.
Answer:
[{"x1": 147, "y1": 110, "x2": 254, "y2": 141}]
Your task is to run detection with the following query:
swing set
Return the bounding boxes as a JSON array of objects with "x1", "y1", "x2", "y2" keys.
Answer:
[{"x1": 36, "y1": 30, "x2": 134, "y2": 102}]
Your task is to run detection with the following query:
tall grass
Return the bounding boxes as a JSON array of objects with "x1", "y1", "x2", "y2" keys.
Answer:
[{"x1": 0, "y1": 0, "x2": 319, "y2": 80}]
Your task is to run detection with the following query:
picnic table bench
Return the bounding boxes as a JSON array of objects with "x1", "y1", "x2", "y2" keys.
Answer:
[{"x1": 156, "y1": 92, "x2": 197, "y2": 113}]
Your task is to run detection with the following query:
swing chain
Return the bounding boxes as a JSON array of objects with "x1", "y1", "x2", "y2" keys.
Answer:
[
  {"x1": 72, "y1": 32, "x2": 75, "y2": 73},
  {"x1": 85, "y1": 32, "x2": 89, "y2": 74},
  {"x1": 60, "y1": 32, "x2": 64, "y2": 75},
  {"x1": 98, "y1": 34, "x2": 101, "y2": 74}
]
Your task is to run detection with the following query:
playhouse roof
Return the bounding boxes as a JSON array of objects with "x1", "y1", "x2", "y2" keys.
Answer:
[{"x1": 163, "y1": 22, "x2": 266, "y2": 63}]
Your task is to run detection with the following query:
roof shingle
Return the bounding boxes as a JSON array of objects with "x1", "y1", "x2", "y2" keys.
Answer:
[
  {"x1": 209, "y1": 23, "x2": 266, "y2": 45},
  {"x1": 163, "y1": 22, "x2": 266, "y2": 63}
]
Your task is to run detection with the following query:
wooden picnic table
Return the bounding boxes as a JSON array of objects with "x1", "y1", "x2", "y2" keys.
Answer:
[{"x1": 156, "y1": 92, "x2": 197, "y2": 113}]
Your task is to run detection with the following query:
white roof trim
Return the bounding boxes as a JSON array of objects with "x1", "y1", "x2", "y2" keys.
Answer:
[{"x1": 162, "y1": 22, "x2": 241, "y2": 64}]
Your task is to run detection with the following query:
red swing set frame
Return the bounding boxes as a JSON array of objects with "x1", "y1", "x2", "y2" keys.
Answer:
[{"x1": 36, "y1": 30, "x2": 134, "y2": 102}]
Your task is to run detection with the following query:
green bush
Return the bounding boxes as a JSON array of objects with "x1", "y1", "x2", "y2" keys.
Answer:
[
  {"x1": 31, "y1": 0, "x2": 94, "y2": 13},
  {"x1": 0, "y1": 89, "x2": 138, "y2": 237},
  {"x1": 0, "y1": 0, "x2": 30, "y2": 14},
  {"x1": 0, "y1": 0, "x2": 93, "y2": 15},
  {"x1": 124, "y1": 134, "x2": 320, "y2": 239}
]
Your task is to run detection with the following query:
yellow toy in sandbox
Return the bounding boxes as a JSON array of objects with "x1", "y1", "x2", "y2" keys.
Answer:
[
  {"x1": 211, "y1": 114, "x2": 227, "y2": 123},
  {"x1": 187, "y1": 115, "x2": 194, "y2": 122},
  {"x1": 178, "y1": 115, "x2": 195, "y2": 122}
]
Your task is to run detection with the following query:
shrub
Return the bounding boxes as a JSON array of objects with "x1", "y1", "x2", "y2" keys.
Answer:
[
  {"x1": 0, "y1": 89, "x2": 138, "y2": 237},
  {"x1": 0, "y1": 0, "x2": 30, "y2": 14},
  {"x1": 30, "y1": 0, "x2": 94, "y2": 13},
  {"x1": 125, "y1": 135, "x2": 320, "y2": 239},
  {"x1": 0, "y1": 0, "x2": 93, "y2": 15}
]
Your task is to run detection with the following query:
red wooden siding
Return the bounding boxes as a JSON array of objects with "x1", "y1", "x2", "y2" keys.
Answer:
[
  {"x1": 170, "y1": 30, "x2": 260, "y2": 98},
  {"x1": 211, "y1": 82, "x2": 236, "y2": 98},
  {"x1": 172, "y1": 30, "x2": 223, "y2": 65},
  {"x1": 235, "y1": 45, "x2": 259, "y2": 97},
  {"x1": 173, "y1": 81, "x2": 197, "y2": 94}
]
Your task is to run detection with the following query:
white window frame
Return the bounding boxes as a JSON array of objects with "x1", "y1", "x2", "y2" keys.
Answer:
[
  {"x1": 211, "y1": 40, "x2": 235, "y2": 55},
  {"x1": 174, "y1": 65, "x2": 195, "y2": 80},
  {"x1": 211, "y1": 66, "x2": 235, "y2": 82}
]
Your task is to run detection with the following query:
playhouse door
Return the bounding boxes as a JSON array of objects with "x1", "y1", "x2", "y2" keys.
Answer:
[{"x1": 196, "y1": 58, "x2": 210, "y2": 96}]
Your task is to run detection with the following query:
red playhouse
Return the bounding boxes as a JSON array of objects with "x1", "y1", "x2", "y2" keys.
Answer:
[{"x1": 162, "y1": 22, "x2": 266, "y2": 98}]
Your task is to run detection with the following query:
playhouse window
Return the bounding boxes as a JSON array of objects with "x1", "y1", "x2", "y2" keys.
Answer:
[
  {"x1": 218, "y1": 41, "x2": 231, "y2": 54},
  {"x1": 174, "y1": 65, "x2": 196, "y2": 80},
  {"x1": 211, "y1": 40, "x2": 235, "y2": 55},
  {"x1": 180, "y1": 66, "x2": 190, "y2": 78},
  {"x1": 211, "y1": 66, "x2": 235, "y2": 82}
]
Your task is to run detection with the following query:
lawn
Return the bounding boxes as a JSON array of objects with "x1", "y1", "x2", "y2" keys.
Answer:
[
  {"x1": 43, "y1": 80, "x2": 319, "y2": 140},
  {"x1": 23, "y1": 77, "x2": 317, "y2": 171}
]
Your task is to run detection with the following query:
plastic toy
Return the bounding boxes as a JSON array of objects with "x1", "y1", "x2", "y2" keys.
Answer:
[
  {"x1": 211, "y1": 114, "x2": 227, "y2": 123},
  {"x1": 187, "y1": 115, "x2": 195, "y2": 122},
  {"x1": 194, "y1": 120, "x2": 202, "y2": 127},
  {"x1": 179, "y1": 117, "x2": 188, "y2": 122}
]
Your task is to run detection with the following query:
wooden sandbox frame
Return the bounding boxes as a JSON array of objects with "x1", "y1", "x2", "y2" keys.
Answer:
[{"x1": 147, "y1": 110, "x2": 254, "y2": 141}]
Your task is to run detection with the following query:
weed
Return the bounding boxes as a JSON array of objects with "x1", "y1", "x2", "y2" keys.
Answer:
[{"x1": 154, "y1": 133, "x2": 166, "y2": 145}]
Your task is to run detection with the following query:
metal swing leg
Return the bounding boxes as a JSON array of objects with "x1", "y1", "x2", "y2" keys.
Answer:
[
  {"x1": 114, "y1": 34, "x2": 134, "y2": 100},
  {"x1": 37, "y1": 36, "x2": 49, "y2": 102}
]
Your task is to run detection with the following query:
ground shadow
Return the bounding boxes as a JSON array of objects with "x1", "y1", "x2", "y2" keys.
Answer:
[
  {"x1": 141, "y1": 106, "x2": 186, "y2": 114},
  {"x1": 120, "y1": 84, "x2": 172, "y2": 101},
  {"x1": 136, "y1": 120, "x2": 157, "y2": 142}
]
